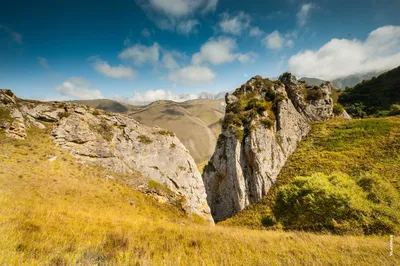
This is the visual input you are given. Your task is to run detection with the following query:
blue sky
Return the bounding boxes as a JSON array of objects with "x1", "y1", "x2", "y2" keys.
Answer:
[{"x1": 1, "y1": 0, "x2": 399, "y2": 103}]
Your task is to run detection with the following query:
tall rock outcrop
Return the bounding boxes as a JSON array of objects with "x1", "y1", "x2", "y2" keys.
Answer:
[
  {"x1": 0, "y1": 89, "x2": 213, "y2": 223},
  {"x1": 203, "y1": 73, "x2": 334, "y2": 222}
]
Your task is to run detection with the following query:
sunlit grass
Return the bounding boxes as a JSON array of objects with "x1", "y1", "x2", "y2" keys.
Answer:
[{"x1": 0, "y1": 123, "x2": 399, "y2": 265}]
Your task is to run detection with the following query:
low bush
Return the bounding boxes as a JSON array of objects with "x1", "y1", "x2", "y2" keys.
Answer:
[
  {"x1": 333, "y1": 104, "x2": 344, "y2": 115},
  {"x1": 157, "y1": 129, "x2": 175, "y2": 137}
]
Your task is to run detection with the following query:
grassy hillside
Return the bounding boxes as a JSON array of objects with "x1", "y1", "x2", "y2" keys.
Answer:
[
  {"x1": 1, "y1": 122, "x2": 399, "y2": 264},
  {"x1": 71, "y1": 99, "x2": 141, "y2": 113},
  {"x1": 222, "y1": 117, "x2": 400, "y2": 235},
  {"x1": 339, "y1": 66, "x2": 400, "y2": 117},
  {"x1": 129, "y1": 99, "x2": 225, "y2": 163}
]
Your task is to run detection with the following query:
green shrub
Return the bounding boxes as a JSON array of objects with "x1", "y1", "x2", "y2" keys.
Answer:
[
  {"x1": 0, "y1": 107, "x2": 12, "y2": 123},
  {"x1": 274, "y1": 172, "x2": 371, "y2": 233},
  {"x1": 260, "y1": 118, "x2": 274, "y2": 129},
  {"x1": 223, "y1": 112, "x2": 243, "y2": 128},
  {"x1": 245, "y1": 98, "x2": 268, "y2": 115},
  {"x1": 389, "y1": 104, "x2": 400, "y2": 116},
  {"x1": 169, "y1": 143, "x2": 176, "y2": 149},
  {"x1": 4, "y1": 90, "x2": 14, "y2": 97},
  {"x1": 333, "y1": 104, "x2": 344, "y2": 115},
  {"x1": 137, "y1": 135, "x2": 152, "y2": 144},
  {"x1": 261, "y1": 216, "x2": 275, "y2": 227}
]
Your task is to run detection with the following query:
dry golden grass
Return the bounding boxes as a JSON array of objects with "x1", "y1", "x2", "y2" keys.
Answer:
[{"x1": 0, "y1": 125, "x2": 398, "y2": 265}]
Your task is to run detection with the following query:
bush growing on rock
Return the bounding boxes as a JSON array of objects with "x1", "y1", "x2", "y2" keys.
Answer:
[{"x1": 333, "y1": 104, "x2": 344, "y2": 115}]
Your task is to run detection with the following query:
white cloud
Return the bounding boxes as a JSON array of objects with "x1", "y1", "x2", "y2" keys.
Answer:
[
  {"x1": 288, "y1": 25, "x2": 400, "y2": 80},
  {"x1": 176, "y1": 19, "x2": 199, "y2": 35},
  {"x1": 297, "y1": 3, "x2": 315, "y2": 27},
  {"x1": 262, "y1": 30, "x2": 284, "y2": 49},
  {"x1": 56, "y1": 78, "x2": 103, "y2": 100},
  {"x1": 0, "y1": 25, "x2": 22, "y2": 45},
  {"x1": 219, "y1": 12, "x2": 250, "y2": 35},
  {"x1": 169, "y1": 65, "x2": 215, "y2": 84},
  {"x1": 192, "y1": 37, "x2": 256, "y2": 65},
  {"x1": 135, "y1": 0, "x2": 217, "y2": 34},
  {"x1": 90, "y1": 57, "x2": 136, "y2": 79},
  {"x1": 119, "y1": 43, "x2": 160, "y2": 66},
  {"x1": 262, "y1": 30, "x2": 294, "y2": 50},
  {"x1": 37, "y1": 56, "x2": 49, "y2": 69},
  {"x1": 236, "y1": 52, "x2": 257, "y2": 63},
  {"x1": 250, "y1": 27, "x2": 264, "y2": 37},
  {"x1": 116, "y1": 89, "x2": 199, "y2": 104},
  {"x1": 162, "y1": 53, "x2": 180, "y2": 70}
]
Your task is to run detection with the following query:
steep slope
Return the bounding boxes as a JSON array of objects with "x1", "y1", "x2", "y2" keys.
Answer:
[
  {"x1": 129, "y1": 99, "x2": 225, "y2": 163},
  {"x1": 299, "y1": 77, "x2": 327, "y2": 86},
  {"x1": 203, "y1": 73, "x2": 338, "y2": 222},
  {"x1": 333, "y1": 70, "x2": 385, "y2": 89},
  {"x1": 0, "y1": 117, "x2": 398, "y2": 265},
  {"x1": 0, "y1": 90, "x2": 212, "y2": 223},
  {"x1": 222, "y1": 117, "x2": 400, "y2": 235},
  {"x1": 339, "y1": 65, "x2": 400, "y2": 117}
]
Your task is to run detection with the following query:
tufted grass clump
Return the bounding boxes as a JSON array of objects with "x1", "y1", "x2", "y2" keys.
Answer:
[
  {"x1": 333, "y1": 103, "x2": 345, "y2": 115},
  {"x1": 0, "y1": 107, "x2": 12, "y2": 124},
  {"x1": 137, "y1": 134, "x2": 152, "y2": 144},
  {"x1": 156, "y1": 129, "x2": 175, "y2": 137},
  {"x1": 90, "y1": 119, "x2": 113, "y2": 142},
  {"x1": 58, "y1": 111, "x2": 71, "y2": 119}
]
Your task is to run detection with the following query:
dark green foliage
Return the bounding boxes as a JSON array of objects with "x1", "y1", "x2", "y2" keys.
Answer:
[
  {"x1": 333, "y1": 104, "x2": 344, "y2": 115},
  {"x1": 261, "y1": 216, "x2": 275, "y2": 227},
  {"x1": 339, "y1": 66, "x2": 400, "y2": 117},
  {"x1": 223, "y1": 112, "x2": 243, "y2": 129},
  {"x1": 137, "y1": 135, "x2": 152, "y2": 144},
  {"x1": 5, "y1": 90, "x2": 14, "y2": 97},
  {"x1": 245, "y1": 98, "x2": 268, "y2": 115}
]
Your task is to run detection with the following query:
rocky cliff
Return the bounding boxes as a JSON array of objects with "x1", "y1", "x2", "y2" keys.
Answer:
[
  {"x1": 0, "y1": 89, "x2": 213, "y2": 223},
  {"x1": 203, "y1": 73, "x2": 337, "y2": 222}
]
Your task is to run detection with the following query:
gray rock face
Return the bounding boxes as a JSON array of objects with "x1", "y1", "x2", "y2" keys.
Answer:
[
  {"x1": 203, "y1": 73, "x2": 335, "y2": 222},
  {"x1": 52, "y1": 111, "x2": 213, "y2": 223}
]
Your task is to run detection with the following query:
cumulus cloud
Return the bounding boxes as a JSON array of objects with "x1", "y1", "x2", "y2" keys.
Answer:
[
  {"x1": 262, "y1": 30, "x2": 294, "y2": 50},
  {"x1": 0, "y1": 25, "x2": 22, "y2": 45},
  {"x1": 192, "y1": 37, "x2": 256, "y2": 65},
  {"x1": 89, "y1": 57, "x2": 136, "y2": 79},
  {"x1": 169, "y1": 65, "x2": 215, "y2": 84},
  {"x1": 250, "y1": 27, "x2": 264, "y2": 37},
  {"x1": 219, "y1": 12, "x2": 250, "y2": 35},
  {"x1": 288, "y1": 25, "x2": 400, "y2": 80},
  {"x1": 297, "y1": 3, "x2": 315, "y2": 27},
  {"x1": 135, "y1": 0, "x2": 217, "y2": 34},
  {"x1": 119, "y1": 43, "x2": 160, "y2": 66},
  {"x1": 116, "y1": 89, "x2": 199, "y2": 104},
  {"x1": 56, "y1": 78, "x2": 103, "y2": 100},
  {"x1": 37, "y1": 56, "x2": 49, "y2": 69}
]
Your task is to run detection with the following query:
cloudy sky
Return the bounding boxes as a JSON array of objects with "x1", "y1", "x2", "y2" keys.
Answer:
[{"x1": 1, "y1": 0, "x2": 399, "y2": 103}]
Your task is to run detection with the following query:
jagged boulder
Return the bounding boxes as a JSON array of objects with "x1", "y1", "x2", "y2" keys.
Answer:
[
  {"x1": 203, "y1": 73, "x2": 335, "y2": 222},
  {"x1": 52, "y1": 110, "x2": 213, "y2": 223}
]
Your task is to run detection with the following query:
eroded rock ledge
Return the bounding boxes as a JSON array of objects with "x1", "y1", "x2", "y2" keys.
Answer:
[{"x1": 202, "y1": 73, "x2": 342, "y2": 222}]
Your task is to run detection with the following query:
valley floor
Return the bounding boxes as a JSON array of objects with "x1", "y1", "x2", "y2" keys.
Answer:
[{"x1": 0, "y1": 122, "x2": 399, "y2": 265}]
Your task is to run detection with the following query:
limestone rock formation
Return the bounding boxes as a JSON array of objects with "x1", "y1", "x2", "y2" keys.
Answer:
[
  {"x1": 203, "y1": 73, "x2": 335, "y2": 222},
  {"x1": 0, "y1": 89, "x2": 213, "y2": 223}
]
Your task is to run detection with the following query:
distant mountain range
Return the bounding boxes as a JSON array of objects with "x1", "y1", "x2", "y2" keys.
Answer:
[{"x1": 300, "y1": 71, "x2": 386, "y2": 89}]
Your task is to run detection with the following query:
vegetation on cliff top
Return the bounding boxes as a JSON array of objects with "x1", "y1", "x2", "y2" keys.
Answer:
[{"x1": 221, "y1": 117, "x2": 400, "y2": 235}]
